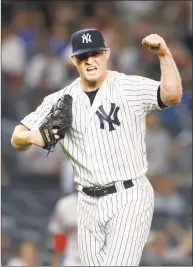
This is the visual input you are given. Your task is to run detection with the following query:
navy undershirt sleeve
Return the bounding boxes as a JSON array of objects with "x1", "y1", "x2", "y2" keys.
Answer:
[{"x1": 157, "y1": 85, "x2": 168, "y2": 109}]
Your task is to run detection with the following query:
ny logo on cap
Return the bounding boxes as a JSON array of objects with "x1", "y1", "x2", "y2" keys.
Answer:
[{"x1": 82, "y1": 33, "x2": 92, "y2": 43}]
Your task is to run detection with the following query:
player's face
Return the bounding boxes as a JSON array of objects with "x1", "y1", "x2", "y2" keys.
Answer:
[{"x1": 71, "y1": 49, "x2": 110, "y2": 84}]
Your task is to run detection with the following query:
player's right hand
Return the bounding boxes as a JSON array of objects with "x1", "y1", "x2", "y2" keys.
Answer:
[
  {"x1": 29, "y1": 129, "x2": 60, "y2": 148},
  {"x1": 28, "y1": 130, "x2": 45, "y2": 147}
]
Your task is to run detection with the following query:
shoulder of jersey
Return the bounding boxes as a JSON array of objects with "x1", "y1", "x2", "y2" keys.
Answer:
[
  {"x1": 42, "y1": 77, "x2": 81, "y2": 104},
  {"x1": 108, "y1": 70, "x2": 142, "y2": 83}
]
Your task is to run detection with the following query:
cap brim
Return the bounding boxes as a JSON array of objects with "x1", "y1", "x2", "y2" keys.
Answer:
[{"x1": 72, "y1": 47, "x2": 108, "y2": 56}]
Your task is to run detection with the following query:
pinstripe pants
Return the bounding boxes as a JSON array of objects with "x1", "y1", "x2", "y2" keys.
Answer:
[{"x1": 77, "y1": 176, "x2": 154, "y2": 266}]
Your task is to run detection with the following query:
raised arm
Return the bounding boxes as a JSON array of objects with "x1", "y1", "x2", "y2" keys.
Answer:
[{"x1": 142, "y1": 34, "x2": 183, "y2": 106}]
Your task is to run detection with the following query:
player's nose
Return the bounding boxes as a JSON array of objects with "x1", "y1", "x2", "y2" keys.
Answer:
[{"x1": 86, "y1": 56, "x2": 94, "y2": 64}]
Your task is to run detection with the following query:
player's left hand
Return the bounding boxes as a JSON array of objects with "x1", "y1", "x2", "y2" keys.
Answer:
[{"x1": 142, "y1": 34, "x2": 171, "y2": 57}]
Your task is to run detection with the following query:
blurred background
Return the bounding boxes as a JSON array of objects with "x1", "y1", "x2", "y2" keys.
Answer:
[{"x1": 1, "y1": 0, "x2": 192, "y2": 266}]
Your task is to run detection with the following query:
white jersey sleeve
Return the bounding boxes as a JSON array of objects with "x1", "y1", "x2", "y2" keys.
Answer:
[{"x1": 119, "y1": 73, "x2": 163, "y2": 114}]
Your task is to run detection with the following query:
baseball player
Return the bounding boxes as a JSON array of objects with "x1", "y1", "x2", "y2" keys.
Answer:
[
  {"x1": 48, "y1": 191, "x2": 81, "y2": 266},
  {"x1": 11, "y1": 28, "x2": 182, "y2": 266}
]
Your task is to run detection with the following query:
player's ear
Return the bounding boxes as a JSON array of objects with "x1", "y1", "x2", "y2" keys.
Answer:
[
  {"x1": 105, "y1": 49, "x2": 111, "y2": 60},
  {"x1": 71, "y1": 56, "x2": 77, "y2": 67}
]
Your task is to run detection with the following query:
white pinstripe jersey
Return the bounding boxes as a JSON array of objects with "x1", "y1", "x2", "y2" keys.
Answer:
[{"x1": 21, "y1": 71, "x2": 162, "y2": 187}]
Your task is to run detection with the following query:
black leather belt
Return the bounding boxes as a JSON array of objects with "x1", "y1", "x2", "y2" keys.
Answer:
[{"x1": 82, "y1": 180, "x2": 134, "y2": 198}]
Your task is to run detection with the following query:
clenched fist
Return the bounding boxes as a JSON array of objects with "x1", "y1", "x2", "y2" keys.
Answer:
[{"x1": 142, "y1": 34, "x2": 171, "y2": 57}]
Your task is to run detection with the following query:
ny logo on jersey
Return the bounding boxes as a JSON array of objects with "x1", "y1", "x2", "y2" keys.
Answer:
[
  {"x1": 82, "y1": 33, "x2": 92, "y2": 43},
  {"x1": 96, "y1": 103, "x2": 121, "y2": 131}
]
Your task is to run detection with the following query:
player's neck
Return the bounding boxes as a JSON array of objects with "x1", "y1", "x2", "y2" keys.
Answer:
[{"x1": 81, "y1": 71, "x2": 108, "y2": 92}]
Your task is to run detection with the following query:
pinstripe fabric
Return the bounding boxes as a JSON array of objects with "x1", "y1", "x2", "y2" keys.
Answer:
[
  {"x1": 77, "y1": 175, "x2": 154, "y2": 266},
  {"x1": 21, "y1": 71, "x2": 161, "y2": 188},
  {"x1": 20, "y1": 70, "x2": 163, "y2": 265}
]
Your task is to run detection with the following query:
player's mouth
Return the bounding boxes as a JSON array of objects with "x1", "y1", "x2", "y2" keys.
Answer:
[{"x1": 86, "y1": 66, "x2": 97, "y2": 73}]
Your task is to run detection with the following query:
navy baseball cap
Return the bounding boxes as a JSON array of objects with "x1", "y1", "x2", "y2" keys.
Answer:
[{"x1": 71, "y1": 29, "x2": 108, "y2": 56}]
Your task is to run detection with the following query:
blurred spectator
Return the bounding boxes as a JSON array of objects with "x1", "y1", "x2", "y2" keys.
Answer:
[
  {"x1": 16, "y1": 142, "x2": 75, "y2": 194},
  {"x1": 48, "y1": 191, "x2": 80, "y2": 266},
  {"x1": 1, "y1": 162, "x2": 10, "y2": 187},
  {"x1": 7, "y1": 241, "x2": 40, "y2": 266},
  {"x1": 24, "y1": 46, "x2": 67, "y2": 93},
  {"x1": 2, "y1": 23, "x2": 26, "y2": 94},
  {"x1": 11, "y1": 6, "x2": 45, "y2": 58},
  {"x1": 146, "y1": 112, "x2": 173, "y2": 177},
  {"x1": 2, "y1": 78, "x2": 17, "y2": 120},
  {"x1": 16, "y1": 143, "x2": 63, "y2": 180},
  {"x1": 110, "y1": 29, "x2": 139, "y2": 74},
  {"x1": 49, "y1": 2, "x2": 83, "y2": 32},
  {"x1": 1, "y1": 232, "x2": 10, "y2": 266},
  {"x1": 171, "y1": 130, "x2": 192, "y2": 174},
  {"x1": 151, "y1": 174, "x2": 187, "y2": 217},
  {"x1": 2, "y1": 24, "x2": 26, "y2": 76},
  {"x1": 115, "y1": 1, "x2": 160, "y2": 25},
  {"x1": 142, "y1": 226, "x2": 192, "y2": 266},
  {"x1": 165, "y1": 226, "x2": 192, "y2": 264},
  {"x1": 1, "y1": 1, "x2": 13, "y2": 25},
  {"x1": 1, "y1": 215, "x2": 13, "y2": 266},
  {"x1": 49, "y1": 23, "x2": 69, "y2": 56},
  {"x1": 161, "y1": 1, "x2": 191, "y2": 38},
  {"x1": 142, "y1": 230, "x2": 172, "y2": 265}
]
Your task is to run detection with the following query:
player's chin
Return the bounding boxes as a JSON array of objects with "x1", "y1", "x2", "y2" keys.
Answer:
[
  {"x1": 85, "y1": 72, "x2": 100, "y2": 82},
  {"x1": 87, "y1": 77, "x2": 98, "y2": 83}
]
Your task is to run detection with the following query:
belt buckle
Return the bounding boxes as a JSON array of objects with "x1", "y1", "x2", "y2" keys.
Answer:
[
  {"x1": 92, "y1": 189, "x2": 96, "y2": 197},
  {"x1": 94, "y1": 187, "x2": 108, "y2": 197},
  {"x1": 102, "y1": 188, "x2": 108, "y2": 196}
]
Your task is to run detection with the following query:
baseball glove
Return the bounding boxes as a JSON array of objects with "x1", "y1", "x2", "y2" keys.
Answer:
[{"x1": 39, "y1": 94, "x2": 73, "y2": 154}]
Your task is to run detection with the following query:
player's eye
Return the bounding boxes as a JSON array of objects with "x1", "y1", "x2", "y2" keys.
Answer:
[
  {"x1": 90, "y1": 51, "x2": 101, "y2": 57},
  {"x1": 75, "y1": 53, "x2": 88, "y2": 61},
  {"x1": 75, "y1": 51, "x2": 103, "y2": 61}
]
